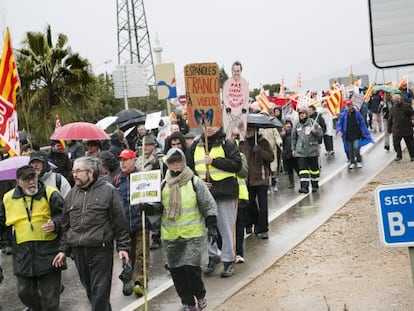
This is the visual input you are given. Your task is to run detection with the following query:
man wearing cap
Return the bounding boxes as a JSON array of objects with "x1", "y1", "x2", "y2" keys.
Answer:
[
  {"x1": 291, "y1": 107, "x2": 324, "y2": 193},
  {"x1": 0, "y1": 165, "x2": 65, "y2": 310},
  {"x1": 337, "y1": 100, "x2": 373, "y2": 169},
  {"x1": 29, "y1": 151, "x2": 72, "y2": 198},
  {"x1": 135, "y1": 136, "x2": 164, "y2": 250},
  {"x1": 113, "y1": 149, "x2": 149, "y2": 297}
]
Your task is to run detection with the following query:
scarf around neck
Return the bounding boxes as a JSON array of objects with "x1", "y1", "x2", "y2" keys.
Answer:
[{"x1": 165, "y1": 166, "x2": 194, "y2": 219}]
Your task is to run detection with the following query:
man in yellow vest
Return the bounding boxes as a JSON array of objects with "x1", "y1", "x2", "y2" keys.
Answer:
[
  {"x1": 188, "y1": 126, "x2": 242, "y2": 277},
  {"x1": 0, "y1": 165, "x2": 65, "y2": 310}
]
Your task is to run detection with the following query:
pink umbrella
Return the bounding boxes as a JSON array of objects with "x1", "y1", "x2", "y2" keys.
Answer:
[
  {"x1": 50, "y1": 122, "x2": 110, "y2": 140},
  {"x1": 0, "y1": 156, "x2": 57, "y2": 181}
]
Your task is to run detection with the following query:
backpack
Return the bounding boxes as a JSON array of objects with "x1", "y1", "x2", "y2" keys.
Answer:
[{"x1": 55, "y1": 173, "x2": 62, "y2": 191}]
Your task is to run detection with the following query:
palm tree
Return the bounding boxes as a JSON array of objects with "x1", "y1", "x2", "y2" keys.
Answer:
[{"x1": 16, "y1": 25, "x2": 99, "y2": 145}]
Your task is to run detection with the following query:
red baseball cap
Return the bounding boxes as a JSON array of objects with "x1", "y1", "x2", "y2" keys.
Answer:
[{"x1": 117, "y1": 149, "x2": 136, "y2": 160}]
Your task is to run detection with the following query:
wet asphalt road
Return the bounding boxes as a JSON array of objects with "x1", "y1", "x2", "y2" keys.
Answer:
[{"x1": 0, "y1": 133, "x2": 395, "y2": 311}]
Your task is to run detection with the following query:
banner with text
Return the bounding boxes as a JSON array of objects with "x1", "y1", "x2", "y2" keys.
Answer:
[
  {"x1": 130, "y1": 170, "x2": 161, "y2": 205},
  {"x1": 222, "y1": 76, "x2": 249, "y2": 140},
  {"x1": 184, "y1": 63, "x2": 222, "y2": 128}
]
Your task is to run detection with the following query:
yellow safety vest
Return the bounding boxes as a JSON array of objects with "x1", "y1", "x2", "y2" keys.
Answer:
[
  {"x1": 161, "y1": 181, "x2": 205, "y2": 240},
  {"x1": 194, "y1": 144, "x2": 236, "y2": 181},
  {"x1": 4, "y1": 186, "x2": 57, "y2": 244},
  {"x1": 237, "y1": 176, "x2": 249, "y2": 201}
]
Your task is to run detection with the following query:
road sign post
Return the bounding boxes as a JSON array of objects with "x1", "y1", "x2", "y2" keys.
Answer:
[{"x1": 375, "y1": 183, "x2": 414, "y2": 288}]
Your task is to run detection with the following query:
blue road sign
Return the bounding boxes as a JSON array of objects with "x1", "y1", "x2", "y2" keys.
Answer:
[{"x1": 375, "y1": 183, "x2": 414, "y2": 247}]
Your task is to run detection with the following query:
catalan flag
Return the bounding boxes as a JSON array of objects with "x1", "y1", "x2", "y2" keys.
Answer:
[
  {"x1": 257, "y1": 86, "x2": 273, "y2": 112},
  {"x1": 326, "y1": 90, "x2": 342, "y2": 117},
  {"x1": 0, "y1": 28, "x2": 20, "y2": 156},
  {"x1": 364, "y1": 82, "x2": 375, "y2": 102}
]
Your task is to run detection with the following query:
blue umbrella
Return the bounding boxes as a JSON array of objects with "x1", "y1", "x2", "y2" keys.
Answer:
[{"x1": 373, "y1": 85, "x2": 401, "y2": 94}]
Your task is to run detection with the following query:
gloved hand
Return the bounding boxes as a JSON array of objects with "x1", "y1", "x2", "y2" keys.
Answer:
[
  {"x1": 139, "y1": 203, "x2": 152, "y2": 212},
  {"x1": 207, "y1": 225, "x2": 219, "y2": 244},
  {"x1": 139, "y1": 202, "x2": 162, "y2": 216}
]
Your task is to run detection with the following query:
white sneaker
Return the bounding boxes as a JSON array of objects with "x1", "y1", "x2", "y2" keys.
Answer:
[
  {"x1": 273, "y1": 185, "x2": 278, "y2": 192},
  {"x1": 357, "y1": 162, "x2": 362, "y2": 168},
  {"x1": 348, "y1": 163, "x2": 355, "y2": 169},
  {"x1": 235, "y1": 255, "x2": 245, "y2": 263}
]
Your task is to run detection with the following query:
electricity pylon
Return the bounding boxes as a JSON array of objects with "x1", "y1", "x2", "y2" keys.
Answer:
[{"x1": 116, "y1": 0, "x2": 155, "y2": 87}]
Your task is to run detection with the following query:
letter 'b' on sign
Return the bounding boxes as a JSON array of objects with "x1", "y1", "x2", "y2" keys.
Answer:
[{"x1": 375, "y1": 183, "x2": 414, "y2": 247}]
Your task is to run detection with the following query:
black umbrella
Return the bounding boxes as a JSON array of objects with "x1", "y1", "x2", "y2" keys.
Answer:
[
  {"x1": 113, "y1": 108, "x2": 145, "y2": 125},
  {"x1": 247, "y1": 113, "x2": 283, "y2": 128},
  {"x1": 119, "y1": 115, "x2": 146, "y2": 131},
  {"x1": 270, "y1": 116, "x2": 284, "y2": 128}
]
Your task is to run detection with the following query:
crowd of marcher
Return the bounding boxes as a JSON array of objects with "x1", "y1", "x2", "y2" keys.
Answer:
[{"x1": 0, "y1": 80, "x2": 413, "y2": 311}]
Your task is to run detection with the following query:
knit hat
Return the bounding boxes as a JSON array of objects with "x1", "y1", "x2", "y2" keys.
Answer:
[{"x1": 99, "y1": 151, "x2": 116, "y2": 166}]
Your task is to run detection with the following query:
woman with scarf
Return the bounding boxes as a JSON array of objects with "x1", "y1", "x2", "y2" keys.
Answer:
[{"x1": 161, "y1": 148, "x2": 218, "y2": 311}]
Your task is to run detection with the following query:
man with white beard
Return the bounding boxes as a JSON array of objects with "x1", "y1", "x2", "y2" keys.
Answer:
[{"x1": 0, "y1": 165, "x2": 65, "y2": 310}]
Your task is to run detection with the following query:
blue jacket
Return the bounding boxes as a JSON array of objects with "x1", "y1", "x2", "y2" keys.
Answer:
[
  {"x1": 336, "y1": 107, "x2": 374, "y2": 153},
  {"x1": 115, "y1": 170, "x2": 148, "y2": 233}
]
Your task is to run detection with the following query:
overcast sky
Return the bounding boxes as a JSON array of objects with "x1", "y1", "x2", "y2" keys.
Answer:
[{"x1": 0, "y1": 0, "x2": 406, "y2": 92}]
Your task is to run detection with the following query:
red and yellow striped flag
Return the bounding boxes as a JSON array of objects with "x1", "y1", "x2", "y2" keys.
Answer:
[
  {"x1": 0, "y1": 28, "x2": 19, "y2": 106},
  {"x1": 326, "y1": 90, "x2": 342, "y2": 117},
  {"x1": 257, "y1": 86, "x2": 273, "y2": 112},
  {"x1": 0, "y1": 28, "x2": 20, "y2": 156},
  {"x1": 364, "y1": 82, "x2": 375, "y2": 102}
]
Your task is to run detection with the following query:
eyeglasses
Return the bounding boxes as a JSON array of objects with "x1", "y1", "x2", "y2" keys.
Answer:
[
  {"x1": 71, "y1": 169, "x2": 89, "y2": 175},
  {"x1": 21, "y1": 176, "x2": 37, "y2": 183}
]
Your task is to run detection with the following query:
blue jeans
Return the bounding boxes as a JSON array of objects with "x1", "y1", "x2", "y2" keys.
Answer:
[{"x1": 346, "y1": 139, "x2": 361, "y2": 163}]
